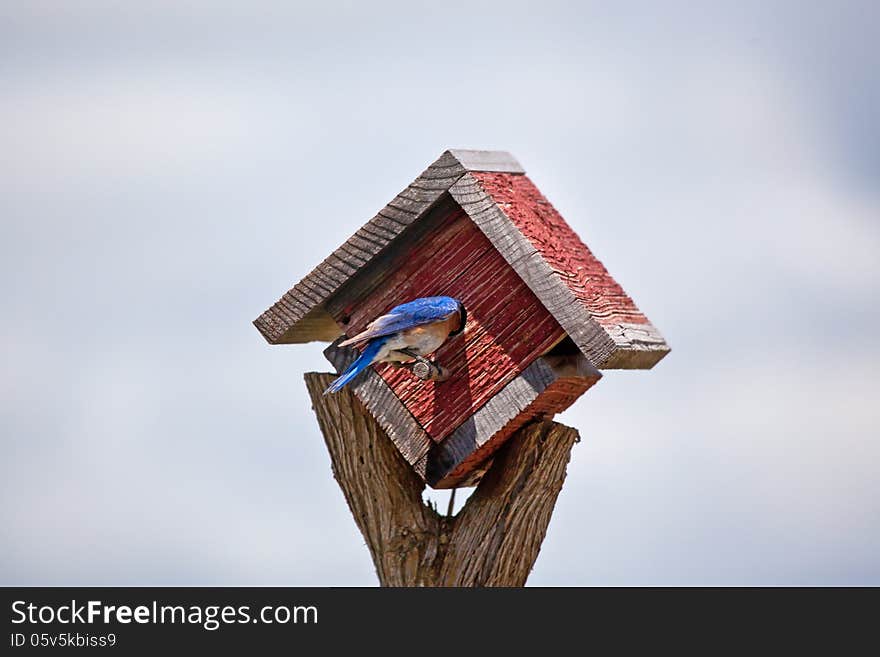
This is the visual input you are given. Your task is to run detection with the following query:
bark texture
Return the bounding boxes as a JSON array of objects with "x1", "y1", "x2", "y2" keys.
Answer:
[{"x1": 304, "y1": 371, "x2": 580, "y2": 587}]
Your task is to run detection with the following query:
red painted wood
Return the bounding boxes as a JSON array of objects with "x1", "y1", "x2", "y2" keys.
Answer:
[
  {"x1": 472, "y1": 172, "x2": 650, "y2": 328},
  {"x1": 335, "y1": 204, "x2": 567, "y2": 443}
]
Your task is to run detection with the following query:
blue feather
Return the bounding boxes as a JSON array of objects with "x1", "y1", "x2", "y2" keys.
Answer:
[
  {"x1": 339, "y1": 296, "x2": 462, "y2": 347},
  {"x1": 323, "y1": 336, "x2": 389, "y2": 394}
]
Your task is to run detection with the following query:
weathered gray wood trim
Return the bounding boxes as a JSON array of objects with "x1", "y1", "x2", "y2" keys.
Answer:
[
  {"x1": 324, "y1": 340, "x2": 432, "y2": 474},
  {"x1": 447, "y1": 149, "x2": 525, "y2": 174},
  {"x1": 601, "y1": 322, "x2": 670, "y2": 368},
  {"x1": 323, "y1": 194, "x2": 464, "y2": 322},
  {"x1": 426, "y1": 354, "x2": 601, "y2": 487},
  {"x1": 254, "y1": 151, "x2": 469, "y2": 344},
  {"x1": 449, "y1": 172, "x2": 670, "y2": 369},
  {"x1": 259, "y1": 306, "x2": 342, "y2": 344},
  {"x1": 253, "y1": 149, "x2": 533, "y2": 344}
]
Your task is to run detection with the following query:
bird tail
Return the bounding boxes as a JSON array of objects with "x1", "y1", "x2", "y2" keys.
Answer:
[{"x1": 323, "y1": 337, "x2": 387, "y2": 395}]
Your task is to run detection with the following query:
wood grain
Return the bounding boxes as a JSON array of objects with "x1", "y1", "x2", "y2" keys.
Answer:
[
  {"x1": 305, "y1": 371, "x2": 579, "y2": 586},
  {"x1": 326, "y1": 199, "x2": 567, "y2": 443},
  {"x1": 447, "y1": 149, "x2": 525, "y2": 173},
  {"x1": 324, "y1": 339, "x2": 432, "y2": 472},
  {"x1": 254, "y1": 151, "x2": 468, "y2": 344},
  {"x1": 452, "y1": 171, "x2": 670, "y2": 369},
  {"x1": 255, "y1": 150, "x2": 527, "y2": 345},
  {"x1": 427, "y1": 352, "x2": 601, "y2": 488},
  {"x1": 254, "y1": 149, "x2": 669, "y2": 372}
]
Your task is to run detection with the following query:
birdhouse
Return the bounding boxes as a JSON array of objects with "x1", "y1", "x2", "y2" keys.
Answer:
[{"x1": 255, "y1": 150, "x2": 669, "y2": 488}]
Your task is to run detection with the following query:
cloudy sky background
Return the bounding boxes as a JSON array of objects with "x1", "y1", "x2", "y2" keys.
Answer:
[{"x1": 2, "y1": 1, "x2": 878, "y2": 585}]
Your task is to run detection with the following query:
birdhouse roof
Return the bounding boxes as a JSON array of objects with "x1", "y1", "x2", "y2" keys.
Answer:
[{"x1": 254, "y1": 149, "x2": 668, "y2": 369}]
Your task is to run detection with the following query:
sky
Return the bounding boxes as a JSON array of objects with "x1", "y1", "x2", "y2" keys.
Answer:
[{"x1": 2, "y1": 1, "x2": 879, "y2": 585}]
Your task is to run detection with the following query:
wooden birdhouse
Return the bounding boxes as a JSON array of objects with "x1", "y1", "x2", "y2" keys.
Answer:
[{"x1": 255, "y1": 149, "x2": 669, "y2": 488}]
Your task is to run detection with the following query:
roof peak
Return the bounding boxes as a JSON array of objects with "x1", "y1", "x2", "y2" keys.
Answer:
[{"x1": 445, "y1": 149, "x2": 525, "y2": 174}]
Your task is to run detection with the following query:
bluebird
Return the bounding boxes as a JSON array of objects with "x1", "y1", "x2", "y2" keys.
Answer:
[{"x1": 324, "y1": 296, "x2": 467, "y2": 394}]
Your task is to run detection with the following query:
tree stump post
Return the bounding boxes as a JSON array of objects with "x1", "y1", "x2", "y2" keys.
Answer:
[{"x1": 305, "y1": 372, "x2": 580, "y2": 587}]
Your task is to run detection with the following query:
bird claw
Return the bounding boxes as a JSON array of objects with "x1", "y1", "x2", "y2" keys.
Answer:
[{"x1": 410, "y1": 360, "x2": 450, "y2": 382}]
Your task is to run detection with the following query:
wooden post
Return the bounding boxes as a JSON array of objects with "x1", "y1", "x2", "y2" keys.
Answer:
[{"x1": 305, "y1": 372, "x2": 579, "y2": 587}]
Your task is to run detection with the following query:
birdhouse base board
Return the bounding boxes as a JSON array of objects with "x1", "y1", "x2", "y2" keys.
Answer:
[
  {"x1": 325, "y1": 340, "x2": 600, "y2": 488},
  {"x1": 425, "y1": 353, "x2": 601, "y2": 488}
]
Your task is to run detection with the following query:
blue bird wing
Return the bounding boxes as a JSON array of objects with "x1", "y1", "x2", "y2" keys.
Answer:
[
  {"x1": 338, "y1": 296, "x2": 461, "y2": 347},
  {"x1": 323, "y1": 336, "x2": 389, "y2": 394}
]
